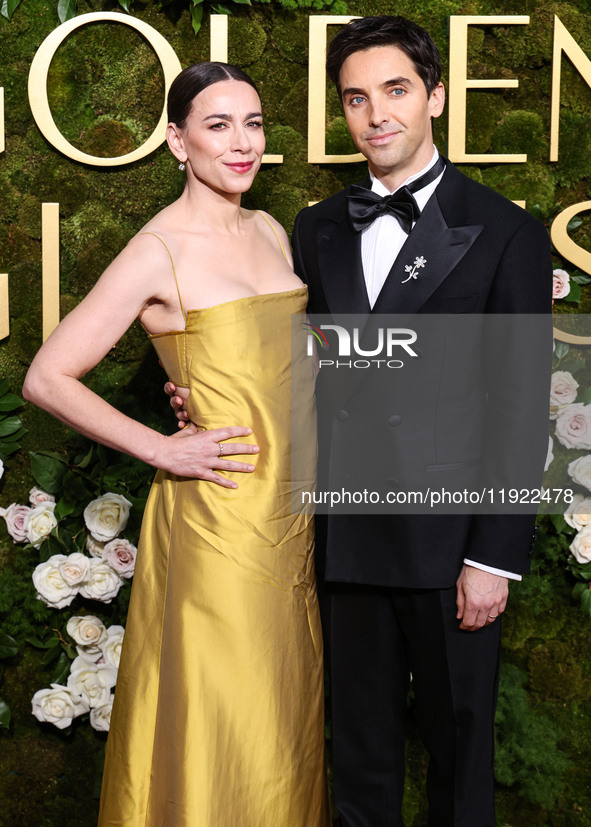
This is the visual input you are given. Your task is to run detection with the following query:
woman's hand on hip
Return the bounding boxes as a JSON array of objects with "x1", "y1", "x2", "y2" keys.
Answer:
[{"x1": 159, "y1": 426, "x2": 259, "y2": 487}]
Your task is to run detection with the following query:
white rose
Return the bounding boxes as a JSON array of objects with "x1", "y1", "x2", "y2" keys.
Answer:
[
  {"x1": 86, "y1": 535, "x2": 106, "y2": 558},
  {"x1": 24, "y1": 501, "x2": 58, "y2": 548},
  {"x1": 32, "y1": 683, "x2": 89, "y2": 729},
  {"x1": 32, "y1": 556, "x2": 78, "y2": 609},
  {"x1": 564, "y1": 494, "x2": 591, "y2": 531},
  {"x1": 101, "y1": 625, "x2": 125, "y2": 669},
  {"x1": 569, "y1": 525, "x2": 591, "y2": 564},
  {"x1": 102, "y1": 538, "x2": 136, "y2": 579},
  {"x1": 67, "y1": 615, "x2": 108, "y2": 662},
  {"x1": 90, "y1": 698, "x2": 114, "y2": 732},
  {"x1": 550, "y1": 371, "x2": 579, "y2": 420},
  {"x1": 553, "y1": 268, "x2": 570, "y2": 300},
  {"x1": 555, "y1": 404, "x2": 591, "y2": 449},
  {"x1": 83, "y1": 493, "x2": 132, "y2": 542},
  {"x1": 1, "y1": 503, "x2": 32, "y2": 543},
  {"x1": 29, "y1": 487, "x2": 56, "y2": 506},
  {"x1": 58, "y1": 552, "x2": 90, "y2": 587},
  {"x1": 545, "y1": 436, "x2": 554, "y2": 472},
  {"x1": 78, "y1": 558, "x2": 123, "y2": 603},
  {"x1": 67, "y1": 656, "x2": 117, "y2": 708},
  {"x1": 568, "y1": 455, "x2": 591, "y2": 491}
]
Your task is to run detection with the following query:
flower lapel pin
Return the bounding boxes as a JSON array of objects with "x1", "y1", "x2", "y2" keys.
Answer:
[{"x1": 401, "y1": 255, "x2": 427, "y2": 284}]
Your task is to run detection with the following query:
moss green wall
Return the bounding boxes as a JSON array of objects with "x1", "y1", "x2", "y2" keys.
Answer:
[{"x1": 1, "y1": 2, "x2": 591, "y2": 824}]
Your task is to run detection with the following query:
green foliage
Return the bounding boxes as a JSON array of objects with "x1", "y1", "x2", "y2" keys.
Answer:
[
  {"x1": 554, "y1": 110, "x2": 591, "y2": 192},
  {"x1": 0, "y1": 378, "x2": 25, "y2": 463},
  {"x1": 491, "y1": 110, "x2": 547, "y2": 161},
  {"x1": 495, "y1": 664, "x2": 572, "y2": 810},
  {"x1": 0, "y1": 629, "x2": 18, "y2": 728},
  {"x1": 0, "y1": 0, "x2": 22, "y2": 20}
]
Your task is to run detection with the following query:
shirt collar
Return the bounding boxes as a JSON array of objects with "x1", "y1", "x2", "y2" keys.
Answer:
[{"x1": 370, "y1": 146, "x2": 440, "y2": 197}]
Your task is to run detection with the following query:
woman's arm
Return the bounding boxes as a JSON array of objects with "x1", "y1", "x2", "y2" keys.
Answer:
[{"x1": 23, "y1": 235, "x2": 258, "y2": 488}]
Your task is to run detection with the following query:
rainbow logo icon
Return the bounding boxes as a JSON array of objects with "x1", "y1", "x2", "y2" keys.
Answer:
[{"x1": 302, "y1": 322, "x2": 330, "y2": 350}]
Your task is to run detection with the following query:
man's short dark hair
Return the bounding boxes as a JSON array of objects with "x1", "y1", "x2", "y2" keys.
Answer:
[{"x1": 326, "y1": 16, "x2": 442, "y2": 99}]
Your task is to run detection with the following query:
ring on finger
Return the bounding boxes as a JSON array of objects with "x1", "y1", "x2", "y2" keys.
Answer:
[
  {"x1": 488, "y1": 614, "x2": 498, "y2": 619},
  {"x1": 218, "y1": 442, "x2": 224, "y2": 457}
]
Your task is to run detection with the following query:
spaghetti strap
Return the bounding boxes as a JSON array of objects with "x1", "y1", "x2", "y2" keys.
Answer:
[
  {"x1": 255, "y1": 211, "x2": 289, "y2": 261},
  {"x1": 139, "y1": 231, "x2": 187, "y2": 322}
]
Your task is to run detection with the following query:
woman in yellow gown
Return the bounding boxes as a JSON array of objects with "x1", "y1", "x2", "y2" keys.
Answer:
[{"x1": 23, "y1": 62, "x2": 328, "y2": 826}]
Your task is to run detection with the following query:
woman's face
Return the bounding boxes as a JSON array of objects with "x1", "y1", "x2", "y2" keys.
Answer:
[{"x1": 170, "y1": 79, "x2": 265, "y2": 195}]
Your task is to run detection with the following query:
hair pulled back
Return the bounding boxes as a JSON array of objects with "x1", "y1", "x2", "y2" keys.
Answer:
[{"x1": 167, "y1": 62, "x2": 260, "y2": 129}]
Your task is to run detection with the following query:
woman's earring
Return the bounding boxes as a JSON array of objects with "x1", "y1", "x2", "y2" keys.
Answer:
[{"x1": 178, "y1": 161, "x2": 186, "y2": 171}]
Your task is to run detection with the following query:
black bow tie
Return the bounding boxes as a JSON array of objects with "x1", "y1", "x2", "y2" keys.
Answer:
[{"x1": 346, "y1": 155, "x2": 446, "y2": 234}]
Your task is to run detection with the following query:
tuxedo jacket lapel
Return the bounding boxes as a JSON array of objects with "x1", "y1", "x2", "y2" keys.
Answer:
[
  {"x1": 372, "y1": 182, "x2": 484, "y2": 315},
  {"x1": 313, "y1": 164, "x2": 485, "y2": 408}
]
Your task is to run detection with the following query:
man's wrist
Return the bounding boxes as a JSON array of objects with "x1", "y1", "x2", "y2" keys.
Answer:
[{"x1": 463, "y1": 559, "x2": 521, "y2": 581}]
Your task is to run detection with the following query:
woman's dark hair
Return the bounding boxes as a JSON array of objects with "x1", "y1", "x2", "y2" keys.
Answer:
[
  {"x1": 167, "y1": 62, "x2": 260, "y2": 129},
  {"x1": 326, "y1": 16, "x2": 441, "y2": 99}
]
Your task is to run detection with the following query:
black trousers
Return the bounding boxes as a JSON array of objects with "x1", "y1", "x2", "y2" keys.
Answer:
[{"x1": 324, "y1": 582, "x2": 502, "y2": 827}]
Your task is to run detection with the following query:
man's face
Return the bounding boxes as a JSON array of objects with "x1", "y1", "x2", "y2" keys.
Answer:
[{"x1": 339, "y1": 45, "x2": 445, "y2": 189}]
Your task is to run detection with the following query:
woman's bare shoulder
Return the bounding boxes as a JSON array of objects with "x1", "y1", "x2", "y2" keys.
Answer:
[
  {"x1": 250, "y1": 208, "x2": 288, "y2": 237},
  {"x1": 249, "y1": 209, "x2": 292, "y2": 257}
]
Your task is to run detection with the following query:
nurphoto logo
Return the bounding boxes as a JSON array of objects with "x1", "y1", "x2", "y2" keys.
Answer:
[{"x1": 303, "y1": 322, "x2": 419, "y2": 369}]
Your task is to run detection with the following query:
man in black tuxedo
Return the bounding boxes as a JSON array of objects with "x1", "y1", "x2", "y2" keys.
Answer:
[{"x1": 291, "y1": 15, "x2": 552, "y2": 827}]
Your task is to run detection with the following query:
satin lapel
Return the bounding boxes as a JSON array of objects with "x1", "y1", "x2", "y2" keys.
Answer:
[
  {"x1": 316, "y1": 204, "x2": 371, "y2": 317},
  {"x1": 372, "y1": 192, "x2": 484, "y2": 315}
]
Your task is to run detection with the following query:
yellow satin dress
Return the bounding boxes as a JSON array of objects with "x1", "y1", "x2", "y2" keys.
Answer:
[{"x1": 97, "y1": 231, "x2": 328, "y2": 826}]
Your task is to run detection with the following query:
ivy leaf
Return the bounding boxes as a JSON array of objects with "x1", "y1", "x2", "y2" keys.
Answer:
[
  {"x1": 573, "y1": 581, "x2": 587, "y2": 599},
  {"x1": 117, "y1": 0, "x2": 131, "y2": 11},
  {"x1": 75, "y1": 444, "x2": 95, "y2": 469},
  {"x1": 38, "y1": 531, "x2": 69, "y2": 562},
  {"x1": 41, "y1": 643, "x2": 62, "y2": 666},
  {"x1": 52, "y1": 651, "x2": 71, "y2": 685},
  {"x1": 210, "y1": 3, "x2": 231, "y2": 11},
  {"x1": 554, "y1": 341, "x2": 570, "y2": 360},
  {"x1": 0, "y1": 379, "x2": 8, "y2": 397},
  {"x1": 580, "y1": 586, "x2": 591, "y2": 615},
  {"x1": 549, "y1": 513, "x2": 571, "y2": 534},
  {"x1": 57, "y1": 0, "x2": 76, "y2": 21},
  {"x1": 571, "y1": 273, "x2": 591, "y2": 286},
  {"x1": 0, "y1": 698, "x2": 10, "y2": 729},
  {"x1": 528, "y1": 204, "x2": 544, "y2": 221},
  {"x1": 563, "y1": 281, "x2": 581, "y2": 304},
  {"x1": 0, "y1": 442, "x2": 21, "y2": 460},
  {"x1": 567, "y1": 216, "x2": 583, "y2": 232},
  {"x1": 55, "y1": 499, "x2": 75, "y2": 521},
  {"x1": 230, "y1": 0, "x2": 252, "y2": 5},
  {"x1": 25, "y1": 636, "x2": 55, "y2": 649},
  {"x1": 0, "y1": 630, "x2": 18, "y2": 659},
  {"x1": 30, "y1": 451, "x2": 67, "y2": 494},
  {"x1": 575, "y1": 560, "x2": 591, "y2": 579},
  {"x1": 1, "y1": 0, "x2": 22, "y2": 20},
  {"x1": 190, "y1": 2, "x2": 204, "y2": 35},
  {"x1": 0, "y1": 392, "x2": 23, "y2": 412},
  {"x1": 0, "y1": 416, "x2": 22, "y2": 437}
]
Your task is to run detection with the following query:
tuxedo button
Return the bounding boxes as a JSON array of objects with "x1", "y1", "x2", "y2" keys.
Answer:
[
  {"x1": 388, "y1": 415, "x2": 402, "y2": 427},
  {"x1": 336, "y1": 410, "x2": 349, "y2": 422}
]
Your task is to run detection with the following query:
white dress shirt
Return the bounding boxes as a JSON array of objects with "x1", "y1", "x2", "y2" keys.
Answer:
[
  {"x1": 361, "y1": 147, "x2": 443, "y2": 308},
  {"x1": 360, "y1": 147, "x2": 520, "y2": 582}
]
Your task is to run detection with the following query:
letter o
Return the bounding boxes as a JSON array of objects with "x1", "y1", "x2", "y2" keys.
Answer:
[{"x1": 28, "y1": 12, "x2": 182, "y2": 166}]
